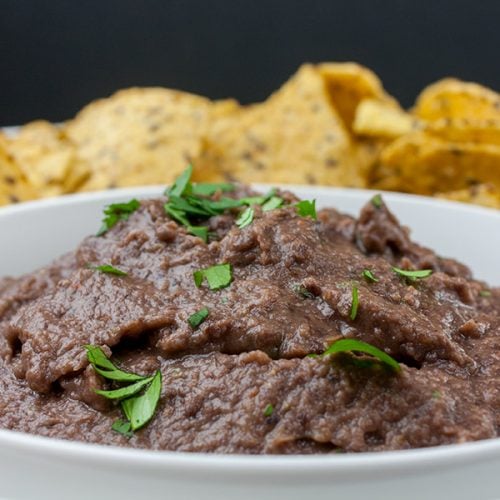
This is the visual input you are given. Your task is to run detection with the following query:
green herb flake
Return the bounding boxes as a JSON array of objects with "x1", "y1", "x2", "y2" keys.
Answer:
[
  {"x1": 295, "y1": 199, "x2": 317, "y2": 220},
  {"x1": 166, "y1": 164, "x2": 193, "y2": 197},
  {"x1": 262, "y1": 196, "x2": 284, "y2": 212},
  {"x1": 361, "y1": 269, "x2": 379, "y2": 283},
  {"x1": 85, "y1": 345, "x2": 146, "y2": 383},
  {"x1": 94, "y1": 376, "x2": 154, "y2": 400},
  {"x1": 263, "y1": 404, "x2": 274, "y2": 417},
  {"x1": 322, "y1": 338, "x2": 400, "y2": 372},
  {"x1": 121, "y1": 370, "x2": 162, "y2": 431},
  {"x1": 392, "y1": 267, "x2": 433, "y2": 282},
  {"x1": 191, "y1": 182, "x2": 235, "y2": 196},
  {"x1": 88, "y1": 264, "x2": 128, "y2": 276},
  {"x1": 97, "y1": 199, "x2": 141, "y2": 236},
  {"x1": 236, "y1": 207, "x2": 254, "y2": 229},
  {"x1": 188, "y1": 226, "x2": 208, "y2": 242},
  {"x1": 371, "y1": 194, "x2": 383, "y2": 209},
  {"x1": 350, "y1": 284, "x2": 359, "y2": 320},
  {"x1": 432, "y1": 390, "x2": 442, "y2": 400},
  {"x1": 292, "y1": 284, "x2": 315, "y2": 299},
  {"x1": 86, "y1": 346, "x2": 163, "y2": 435},
  {"x1": 193, "y1": 263, "x2": 232, "y2": 290},
  {"x1": 111, "y1": 419, "x2": 133, "y2": 438},
  {"x1": 479, "y1": 290, "x2": 492, "y2": 297},
  {"x1": 188, "y1": 307, "x2": 210, "y2": 328}
]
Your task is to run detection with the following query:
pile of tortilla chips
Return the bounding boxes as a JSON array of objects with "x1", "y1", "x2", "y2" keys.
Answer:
[{"x1": 1, "y1": 63, "x2": 499, "y2": 209}]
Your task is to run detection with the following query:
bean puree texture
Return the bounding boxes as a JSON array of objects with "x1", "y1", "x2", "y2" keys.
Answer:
[{"x1": 0, "y1": 187, "x2": 498, "y2": 454}]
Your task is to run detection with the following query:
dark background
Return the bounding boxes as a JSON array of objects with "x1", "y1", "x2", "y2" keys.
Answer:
[{"x1": 2, "y1": 0, "x2": 500, "y2": 125}]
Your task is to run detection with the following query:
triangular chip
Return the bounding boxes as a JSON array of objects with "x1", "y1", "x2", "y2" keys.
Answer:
[
  {"x1": 64, "y1": 87, "x2": 212, "y2": 190},
  {"x1": 0, "y1": 134, "x2": 36, "y2": 206},
  {"x1": 5, "y1": 120, "x2": 89, "y2": 197},
  {"x1": 413, "y1": 78, "x2": 500, "y2": 122},
  {"x1": 193, "y1": 64, "x2": 365, "y2": 187},
  {"x1": 372, "y1": 131, "x2": 500, "y2": 195},
  {"x1": 317, "y1": 62, "x2": 397, "y2": 131}
]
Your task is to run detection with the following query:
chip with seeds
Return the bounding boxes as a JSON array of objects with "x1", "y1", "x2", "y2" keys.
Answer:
[
  {"x1": 437, "y1": 183, "x2": 500, "y2": 209},
  {"x1": 372, "y1": 131, "x2": 500, "y2": 195},
  {"x1": 5, "y1": 120, "x2": 89, "y2": 197},
  {"x1": 64, "y1": 87, "x2": 212, "y2": 191},
  {"x1": 414, "y1": 78, "x2": 500, "y2": 122},
  {"x1": 193, "y1": 64, "x2": 365, "y2": 187},
  {"x1": 0, "y1": 134, "x2": 36, "y2": 206}
]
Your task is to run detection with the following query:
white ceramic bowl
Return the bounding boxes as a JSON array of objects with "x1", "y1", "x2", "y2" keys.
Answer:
[{"x1": 0, "y1": 186, "x2": 499, "y2": 500}]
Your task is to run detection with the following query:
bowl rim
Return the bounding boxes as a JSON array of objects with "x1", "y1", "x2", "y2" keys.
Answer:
[{"x1": 0, "y1": 184, "x2": 499, "y2": 472}]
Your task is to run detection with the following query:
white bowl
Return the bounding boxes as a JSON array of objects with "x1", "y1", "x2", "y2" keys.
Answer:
[{"x1": 0, "y1": 186, "x2": 499, "y2": 500}]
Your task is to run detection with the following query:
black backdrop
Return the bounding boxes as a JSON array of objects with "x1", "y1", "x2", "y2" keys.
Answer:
[{"x1": 2, "y1": 0, "x2": 500, "y2": 125}]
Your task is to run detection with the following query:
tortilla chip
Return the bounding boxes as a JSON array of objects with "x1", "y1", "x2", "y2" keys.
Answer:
[
  {"x1": 425, "y1": 118, "x2": 500, "y2": 145},
  {"x1": 353, "y1": 98, "x2": 421, "y2": 138},
  {"x1": 437, "y1": 183, "x2": 500, "y2": 209},
  {"x1": 193, "y1": 64, "x2": 364, "y2": 187},
  {"x1": 372, "y1": 131, "x2": 500, "y2": 195},
  {"x1": 0, "y1": 134, "x2": 37, "y2": 206},
  {"x1": 413, "y1": 78, "x2": 500, "y2": 122},
  {"x1": 317, "y1": 62, "x2": 397, "y2": 131},
  {"x1": 5, "y1": 121, "x2": 88, "y2": 197},
  {"x1": 64, "y1": 87, "x2": 212, "y2": 190}
]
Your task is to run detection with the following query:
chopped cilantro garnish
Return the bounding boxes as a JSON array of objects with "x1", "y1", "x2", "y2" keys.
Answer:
[
  {"x1": 361, "y1": 269, "x2": 379, "y2": 283},
  {"x1": 97, "y1": 199, "x2": 140, "y2": 236},
  {"x1": 392, "y1": 267, "x2": 433, "y2": 282},
  {"x1": 295, "y1": 199, "x2": 317, "y2": 219},
  {"x1": 191, "y1": 182, "x2": 235, "y2": 197},
  {"x1": 85, "y1": 345, "x2": 146, "y2": 383},
  {"x1": 95, "y1": 376, "x2": 154, "y2": 399},
  {"x1": 188, "y1": 307, "x2": 210, "y2": 328},
  {"x1": 322, "y1": 338, "x2": 400, "y2": 372},
  {"x1": 263, "y1": 404, "x2": 274, "y2": 417},
  {"x1": 88, "y1": 264, "x2": 128, "y2": 276},
  {"x1": 121, "y1": 370, "x2": 162, "y2": 431},
  {"x1": 236, "y1": 207, "x2": 254, "y2": 229},
  {"x1": 165, "y1": 164, "x2": 193, "y2": 197},
  {"x1": 350, "y1": 284, "x2": 359, "y2": 320},
  {"x1": 85, "y1": 345, "x2": 162, "y2": 433},
  {"x1": 479, "y1": 290, "x2": 492, "y2": 297},
  {"x1": 371, "y1": 194, "x2": 383, "y2": 209},
  {"x1": 193, "y1": 263, "x2": 232, "y2": 290},
  {"x1": 262, "y1": 196, "x2": 284, "y2": 212},
  {"x1": 432, "y1": 390, "x2": 442, "y2": 400},
  {"x1": 164, "y1": 167, "x2": 279, "y2": 240},
  {"x1": 111, "y1": 419, "x2": 133, "y2": 438},
  {"x1": 293, "y1": 284, "x2": 315, "y2": 299}
]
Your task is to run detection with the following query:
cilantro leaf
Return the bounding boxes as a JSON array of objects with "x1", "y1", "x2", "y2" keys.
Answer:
[
  {"x1": 193, "y1": 263, "x2": 232, "y2": 290},
  {"x1": 350, "y1": 284, "x2": 359, "y2": 320},
  {"x1": 88, "y1": 264, "x2": 128, "y2": 276},
  {"x1": 361, "y1": 269, "x2": 379, "y2": 283},
  {"x1": 111, "y1": 419, "x2": 133, "y2": 438},
  {"x1": 262, "y1": 196, "x2": 284, "y2": 212},
  {"x1": 392, "y1": 267, "x2": 433, "y2": 282},
  {"x1": 191, "y1": 182, "x2": 235, "y2": 196},
  {"x1": 371, "y1": 194, "x2": 383, "y2": 209},
  {"x1": 95, "y1": 376, "x2": 154, "y2": 400},
  {"x1": 121, "y1": 370, "x2": 162, "y2": 431},
  {"x1": 236, "y1": 207, "x2": 254, "y2": 229},
  {"x1": 322, "y1": 338, "x2": 400, "y2": 372},
  {"x1": 188, "y1": 307, "x2": 210, "y2": 328},
  {"x1": 97, "y1": 199, "x2": 140, "y2": 236},
  {"x1": 263, "y1": 404, "x2": 274, "y2": 417},
  {"x1": 295, "y1": 199, "x2": 317, "y2": 219},
  {"x1": 166, "y1": 165, "x2": 193, "y2": 197},
  {"x1": 85, "y1": 345, "x2": 146, "y2": 383},
  {"x1": 479, "y1": 290, "x2": 492, "y2": 297}
]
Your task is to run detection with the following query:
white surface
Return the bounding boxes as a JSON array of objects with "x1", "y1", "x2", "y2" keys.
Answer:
[{"x1": 0, "y1": 185, "x2": 499, "y2": 500}]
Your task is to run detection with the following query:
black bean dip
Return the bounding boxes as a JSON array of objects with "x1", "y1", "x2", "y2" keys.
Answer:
[{"x1": 0, "y1": 184, "x2": 498, "y2": 454}]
